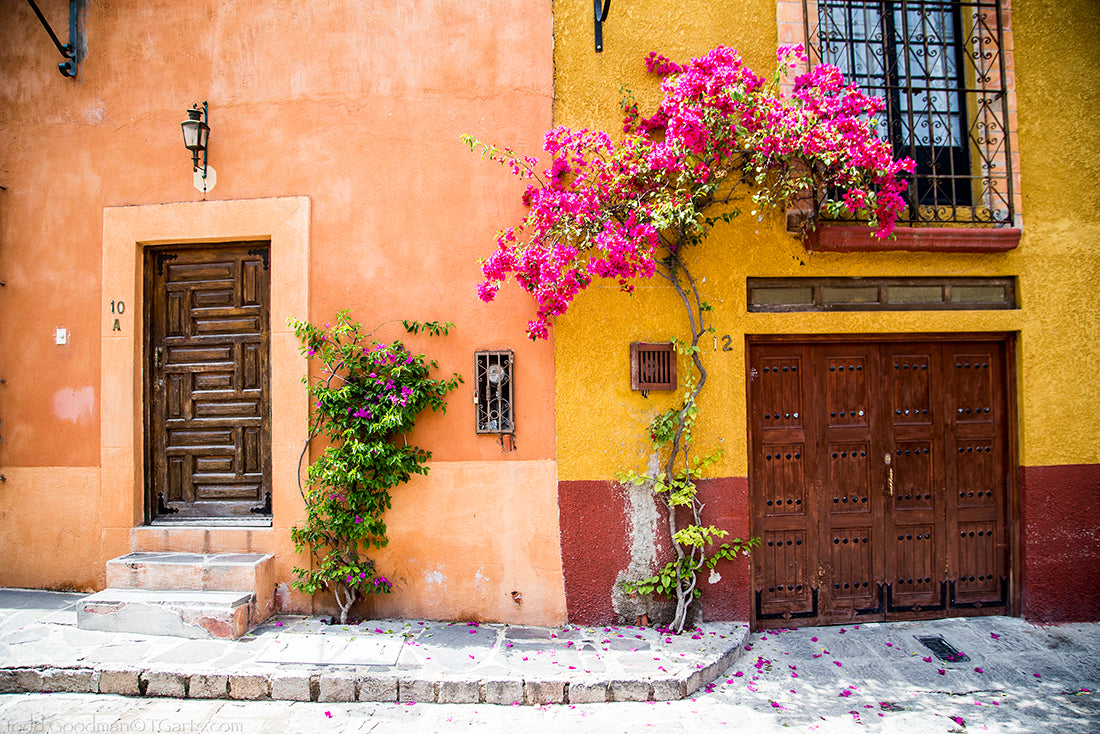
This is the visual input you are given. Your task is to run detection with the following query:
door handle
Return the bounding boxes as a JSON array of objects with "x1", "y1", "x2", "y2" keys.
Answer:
[
  {"x1": 885, "y1": 453, "x2": 893, "y2": 497},
  {"x1": 154, "y1": 347, "x2": 164, "y2": 370}
]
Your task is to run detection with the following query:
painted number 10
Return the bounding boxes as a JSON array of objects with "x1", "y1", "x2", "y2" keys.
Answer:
[{"x1": 110, "y1": 300, "x2": 125, "y2": 314}]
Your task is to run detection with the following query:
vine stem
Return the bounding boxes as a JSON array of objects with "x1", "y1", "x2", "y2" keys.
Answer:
[{"x1": 650, "y1": 233, "x2": 713, "y2": 634}]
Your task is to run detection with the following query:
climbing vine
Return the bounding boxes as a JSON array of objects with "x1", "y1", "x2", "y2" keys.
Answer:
[
  {"x1": 467, "y1": 45, "x2": 912, "y2": 632},
  {"x1": 289, "y1": 311, "x2": 461, "y2": 624}
]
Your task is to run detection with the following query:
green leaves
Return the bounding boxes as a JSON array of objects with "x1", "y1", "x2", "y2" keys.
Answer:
[{"x1": 288, "y1": 311, "x2": 461, "y2": 620}]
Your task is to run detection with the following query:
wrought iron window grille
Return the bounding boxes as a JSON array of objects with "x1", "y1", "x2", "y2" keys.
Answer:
[
  {"x1": 802, "y1": 1, "x2": 1014, "y2": 226},
  {"x1": 474, "y1": 350, "x2": 514, "y2": 435}
]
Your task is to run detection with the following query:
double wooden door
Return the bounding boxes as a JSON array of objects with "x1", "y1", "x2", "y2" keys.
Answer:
[
  {"x1": 145, "y1": 244, "x2": 272, "y2": 520},
  {"x1": 748, "y1": 336, "x2": 1014, "y2": 628}
]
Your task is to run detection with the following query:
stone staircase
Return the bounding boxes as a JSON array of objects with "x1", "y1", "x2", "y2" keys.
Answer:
[{"x1": 77, "y1": 552, "x2": 275, "y2": 640}]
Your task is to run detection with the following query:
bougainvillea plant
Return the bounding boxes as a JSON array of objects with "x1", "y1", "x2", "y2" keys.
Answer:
[
  {"x1": 466, "y1": 45, "x2": 913, "y2": 341},
  {"x1": 466, "y1": 45, "x2": 913, "y2": 633},
  {"x1": 289, "y1": 311, "x2": 461, "y2": 624}
]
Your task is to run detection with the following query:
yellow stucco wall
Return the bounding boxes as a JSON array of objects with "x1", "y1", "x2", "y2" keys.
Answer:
[{"x1": 551, "y1": 0, "x2": 1100, "y2": 481}]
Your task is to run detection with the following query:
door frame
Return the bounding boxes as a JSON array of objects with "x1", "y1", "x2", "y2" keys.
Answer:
[
  {"x1": 745, "y1": 332, "x2": 1020, "y2": 629},
  {"x1": 100, "y1": 197, "x2": 310, "y2": 535},
  {"x1": 142, "y1": 242, "x2": 273, "y2": 523}
]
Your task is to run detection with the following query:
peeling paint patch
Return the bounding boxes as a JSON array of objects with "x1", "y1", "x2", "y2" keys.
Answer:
[
  {"x1": 424, "y1": 570, "x2": 445, "y2": 586},
  {"x1": 53, "y1": 387, "x2": 94, "y2": 424},
  {"x1": 612, "y1": 453, "x2": 672, "y2": 622}
]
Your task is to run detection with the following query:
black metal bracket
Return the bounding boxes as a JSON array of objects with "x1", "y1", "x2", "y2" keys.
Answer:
[
  {"x1": 156, "y1": 252, "x2": 178, "y2": 275},
  {"x1": 247, "y1": 248, "x2": 270, "y2": 271},
  {"x1": 250, "y1": 491, "x2": 272, "y2": 515},
  {"x1": 886, "y1": 581, "x2": 948, "y2": 613},
  {"x1": 755, "y1": 586, "x2": 819, "y2": 621},
  {"x1": 594, "y1": 0, "x2": 611, "y2": 52},
  {"x1": 948, "y1": 577, "x2": 1008, "y2": 610},
  {"x1": 156, "y1": 493, "x2": 178, "y2": 516},
  {"x1": 855, "y1": 582, "x2": 886, "y2": 616},
  {"x1": 26, "y1": 0, "x2": 82, "y2": 78}
]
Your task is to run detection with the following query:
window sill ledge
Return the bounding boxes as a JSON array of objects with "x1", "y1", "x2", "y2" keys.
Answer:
[{"x1": 805, "y1": 225, "x2": 1021, "y2": 254}]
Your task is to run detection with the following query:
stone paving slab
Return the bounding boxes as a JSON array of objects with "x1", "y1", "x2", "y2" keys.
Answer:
[
  {"x1": 257, "y1": 633, "x2": 403, "y2": 666},
  {"x1": 0, "y1": 588, "x2": 747, "y2": 705}
]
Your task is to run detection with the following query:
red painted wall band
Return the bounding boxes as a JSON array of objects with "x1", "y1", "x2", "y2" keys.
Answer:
[{"x1": 1020, "y1": 463, "x2": 1100, "y2": 623}]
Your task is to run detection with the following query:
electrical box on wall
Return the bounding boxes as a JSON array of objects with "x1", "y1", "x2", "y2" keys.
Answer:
[
  {"x1": 630, "y1": 342, "x2": 676, "y2": 391},
  {"x1": 475, "y1": 350, "x2": 514, "y2": 434}
]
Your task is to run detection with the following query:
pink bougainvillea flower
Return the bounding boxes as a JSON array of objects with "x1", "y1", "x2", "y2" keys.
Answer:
[{"x1": 472, "y1": 45, "x2": 912, "y2": 341}]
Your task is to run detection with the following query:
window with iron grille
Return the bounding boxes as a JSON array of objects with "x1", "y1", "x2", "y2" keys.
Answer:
[
  {"x1": 474, "y1": 350, "x2": 514, "y2": 434},
  {"x1": 631, "y1": 343, "x2": 677, "y2": 391},
  {"x1": 804, "y1": 1, "x2": 1013, "y2": 226}
]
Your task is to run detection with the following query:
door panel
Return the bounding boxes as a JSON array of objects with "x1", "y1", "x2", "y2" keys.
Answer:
[
  {"x1": 147, "y1": 245, "x2": 271, "y2": 520},
  {"x1": 750, "y1": 337, "x2": 1012, "y2": 629}
]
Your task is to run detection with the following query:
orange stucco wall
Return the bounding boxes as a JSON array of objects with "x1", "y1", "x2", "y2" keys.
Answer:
[{"x1": 0, "y1": 0, "x2": 564, "y2": 624}]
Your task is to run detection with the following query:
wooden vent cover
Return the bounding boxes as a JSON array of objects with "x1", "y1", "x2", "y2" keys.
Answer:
[{"x1": 631, "y1": 342, "x2": 676, "y2": 391}]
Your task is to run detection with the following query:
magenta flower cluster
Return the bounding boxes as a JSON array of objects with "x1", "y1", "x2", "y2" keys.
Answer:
[{"x1": 475, "y1": 45, "x2": 914, "y2": 340}]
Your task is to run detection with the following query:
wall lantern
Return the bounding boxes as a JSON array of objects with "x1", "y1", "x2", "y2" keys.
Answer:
[{"x1": 180, "y1": 102, "x2": 210, "y2": 180}]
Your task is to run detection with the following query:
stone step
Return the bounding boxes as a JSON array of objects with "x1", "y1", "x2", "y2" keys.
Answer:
[
  {"x1": 77, "y1": 589, "x2": 254, "y2": 639},
  {"x1": 106, "y1": 552, "x2": 273, "y2": 593}
]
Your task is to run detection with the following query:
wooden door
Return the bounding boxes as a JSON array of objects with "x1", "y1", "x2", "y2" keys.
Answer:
[
  {"x1": 749, "y1": 336, "x2": 1012, "y2": 628},
  {"x1": 146, "y1": 245, "x2": 271, "y2": 520}
]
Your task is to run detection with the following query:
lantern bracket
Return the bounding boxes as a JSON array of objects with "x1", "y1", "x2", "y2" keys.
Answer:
[
  {"x1": 594, "y1": 0, "x2": 611, "y2": 52},
  {"x1": 25, "y1": 0, "x2": 82, "y2": 78}
]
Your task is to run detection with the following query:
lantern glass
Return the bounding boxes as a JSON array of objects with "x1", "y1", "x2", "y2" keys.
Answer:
[{"x1": 180, "y1": 109, "x2": 209, "y2": 153}]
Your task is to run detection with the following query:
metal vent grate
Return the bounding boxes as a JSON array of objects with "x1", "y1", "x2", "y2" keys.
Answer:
[
  {"x1": 475, "y1": 350, "x2": 514, "y2": 434},
  {"x1": 631, "y1": 343, "x2": 676, "y2": 391},
  {"x1": 917, "y1": 635, "x2": 970, "y2": 662}
]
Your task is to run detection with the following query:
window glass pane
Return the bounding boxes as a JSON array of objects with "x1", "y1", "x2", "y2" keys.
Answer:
[
  {"x1": 888, "y1": 285, "x2": 944, "y2": 304},
  {"x1": 952, "y1": 285, "x2": 1007, "y2": 304},
  {"x1": 821, "y1": 286, "x2": 880, "y2": 304},
  {"x1": 818, "y1": 0, "x2": 971, "y2": 206},
  {"x1": 751, "y1": 287, "x2": 815, "y2": 306}
]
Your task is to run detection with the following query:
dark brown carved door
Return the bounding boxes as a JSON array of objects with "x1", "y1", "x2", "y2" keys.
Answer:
[
  {"x1": 749, "y1": 336, "x2": 1012, "y2": 629},
  {"x1": 146, "y1": 245, "x2": 271, "y2": 520}
]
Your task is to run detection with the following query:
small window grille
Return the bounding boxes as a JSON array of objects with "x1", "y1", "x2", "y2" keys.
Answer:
[
  {"x1": 475, "y1": 350, "x2": 514, "y2": 434},
  {"x1": 631, "y1": 343, "x2": 677, "y2": 391}
]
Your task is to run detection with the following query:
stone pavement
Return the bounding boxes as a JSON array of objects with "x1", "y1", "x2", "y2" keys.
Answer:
[
  {"x1": 0, "y1": 588, "x2": 745, "y2": 704},
  {"x1": 1, "y1": 588, "x2": 1099, "y2": 732}
]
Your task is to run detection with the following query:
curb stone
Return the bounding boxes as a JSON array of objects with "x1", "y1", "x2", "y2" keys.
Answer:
[
  {"x1": 357, "y1": 676, "x2": 397, "y2": 702},
  {"x1": 99, "y1": 669, "x2": 142, "y2": 697},
  {"x1": 228, "y1": 673, "x2": 269, "y2": 700},
  {"x1": 568, "y1": 680, "x2": 609, "y2": 703},
  {"x1": 189, "y1": 673, "x2": 228, "y2": 699},
  {"x1": 141, "y1": 671, "x2": 186, "y2": 698}
]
